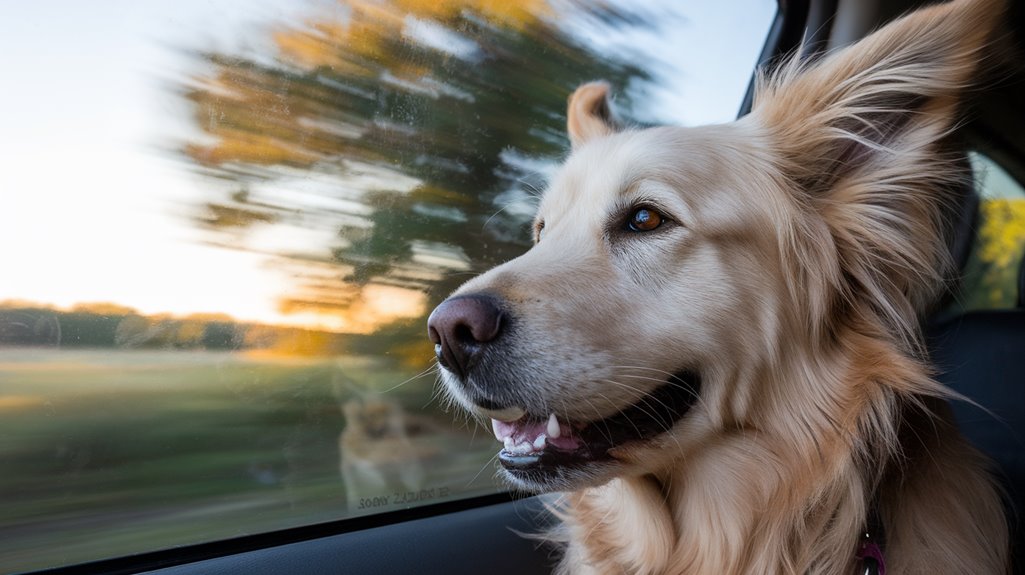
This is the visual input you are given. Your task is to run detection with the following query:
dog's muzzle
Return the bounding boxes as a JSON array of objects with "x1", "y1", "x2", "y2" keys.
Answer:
[{"x1": 428, "y1": 292, "x2": 703, "y2": 488}]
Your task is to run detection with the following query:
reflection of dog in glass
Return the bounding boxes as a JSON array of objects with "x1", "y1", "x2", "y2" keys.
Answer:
[
  {"x1": 338, "y1": 396, "x2": 440, "y2": 507},
  {"x1": 429, "y1": 0, "x2": 1009, "y2": 572}
]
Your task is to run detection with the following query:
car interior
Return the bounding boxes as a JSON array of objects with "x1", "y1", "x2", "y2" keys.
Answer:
[{"x1": 26, "y1": 0, "x2": 1024, "y2": 573}]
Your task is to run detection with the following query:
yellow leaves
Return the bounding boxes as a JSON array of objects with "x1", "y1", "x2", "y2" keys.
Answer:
[
  {"x1": 186, "y1": 130, "x2": 320, "y2": 167},
  {"x1": 274, "y1": 17, "x2": 395, "y2": 76},
  {"x1": 198, "y1": 203, "x2": 277, "y2": 229},
  {"x1": 274, "y1": 0, "x2": 551, "y2": 75},
  {"x1": 70, "y1": 302, "x2": 139, "y2": 316},
  {"x1": 394, "y1": 0, "x2": 550, "y2": 29},
  {"x1": 273, "y1": 23, "x2": 364, "y2": 74},
  {"x1": 970, "y1": 198, "x2": 1025, "y2": 308},
  {"x1": 977, "y1": 198, "x2": 1025, "y2": 268},
  {"x1": 410, "y1": 183, "x2": 475, "y2": 206}
]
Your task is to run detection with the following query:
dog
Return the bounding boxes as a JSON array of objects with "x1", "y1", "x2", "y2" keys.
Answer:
[
  {"x1": 427, "y1": 0, "x2": 1010, "y2": 572},
  {"x1": 339, "y1": 397, "x2": 430, "y2": 507}
]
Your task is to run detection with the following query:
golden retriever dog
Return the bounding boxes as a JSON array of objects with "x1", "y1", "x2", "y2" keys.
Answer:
[{"x1": 427, "y1": 0, "x2": 1010, "y2": 572}]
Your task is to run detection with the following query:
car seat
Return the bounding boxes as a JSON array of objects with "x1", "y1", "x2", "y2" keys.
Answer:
[{"x1": 928, "y1": 257, "x2": 1025, "y2": 573}]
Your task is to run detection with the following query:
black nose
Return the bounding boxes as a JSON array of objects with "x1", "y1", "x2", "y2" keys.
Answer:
[{"x1": 427, "y1": 294, "x2": 505, "y2": 379}]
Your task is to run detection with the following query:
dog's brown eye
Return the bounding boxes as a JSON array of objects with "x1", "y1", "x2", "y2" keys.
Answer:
[
  {"x1": 534, "y1": 221, "x2": 545, "y2": 242},
  {"x1": 628, "y1": 208, "x2": 663, "y2": 232}
]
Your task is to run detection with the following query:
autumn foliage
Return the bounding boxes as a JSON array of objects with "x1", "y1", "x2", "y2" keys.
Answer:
[{"x1": 180, "y1": 0, "x2": 649, "y2": 345}]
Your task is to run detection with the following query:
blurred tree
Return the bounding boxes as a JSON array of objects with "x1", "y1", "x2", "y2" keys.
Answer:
[
  {"x1": 174, "y1": 320, "x2": 207, "y2": 348},
  {"x1": 180, "y1": 0, "x2": 651, "y2": 349},
  {"x1": 71, "y1": 302, "x2": 141, "y2": 316},
  {"x1": 201, "y1": 322, "x2": 240, "y2": 350}
]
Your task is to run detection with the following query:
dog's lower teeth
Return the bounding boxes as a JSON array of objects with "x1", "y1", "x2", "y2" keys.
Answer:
[
  {"x1": 533, "y1": 435, "x2": 546, "y2": 450},
  {"x1": 506, "y1": 441, "x2": 533, "y2": 455}
]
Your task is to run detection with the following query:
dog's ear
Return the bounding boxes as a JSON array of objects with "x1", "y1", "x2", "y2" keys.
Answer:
[
  {"x1": 754, "y1": 0, "x2": 1004, "y2": 341},
  {"x1": 756, "y1": 0, "x2": 1003, "y2": 192},
  {"x1": 567, "y1": 81, "x2": 618, "y2": 148}
]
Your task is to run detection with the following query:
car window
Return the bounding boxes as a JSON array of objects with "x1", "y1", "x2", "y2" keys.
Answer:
[
  {"x1": 958, "y1": 153, "x2": 1025, "y2": 311},
  {"x1": 0, "y1": 1, "x2": 776, "y2": 572}
]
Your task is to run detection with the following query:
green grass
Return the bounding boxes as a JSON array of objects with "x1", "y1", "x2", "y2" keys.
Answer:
[{"x1": 0, "y1": 349, "x2": 501, "y2": 573}]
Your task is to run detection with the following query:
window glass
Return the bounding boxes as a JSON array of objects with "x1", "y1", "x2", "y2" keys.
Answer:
[
  {"x1": 958, "y1": 153, "x2": 1025, "y2": 311},
  {"x1": 0, "y1": 1, "x2": 775, "y2": 571}
]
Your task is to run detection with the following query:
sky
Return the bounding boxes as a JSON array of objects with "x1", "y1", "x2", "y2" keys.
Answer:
[{"x1": 0, "y1": 0, "x2": 774, "y2": 332}]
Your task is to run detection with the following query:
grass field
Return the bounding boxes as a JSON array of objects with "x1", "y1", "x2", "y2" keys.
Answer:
[{"x1": 0, "y1": 348, "x2": 501, "y2": 573}]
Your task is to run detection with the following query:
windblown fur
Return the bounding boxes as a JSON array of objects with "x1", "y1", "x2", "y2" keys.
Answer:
[{"x1": 431, "y1": 0, "x2": 1011, "y2": 573}]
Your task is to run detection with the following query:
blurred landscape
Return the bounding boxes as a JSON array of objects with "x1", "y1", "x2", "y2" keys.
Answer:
[
  {"x1": 0, "y1": 307, "x2": 499, "y2": 571},
  {"x1": 0, "y1": 301, "x2": 428, "y2": 362}
]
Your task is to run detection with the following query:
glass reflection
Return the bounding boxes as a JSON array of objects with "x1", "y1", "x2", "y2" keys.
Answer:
[{"x1": 0, "y1": 0, "x2": 774, "y2": 571}]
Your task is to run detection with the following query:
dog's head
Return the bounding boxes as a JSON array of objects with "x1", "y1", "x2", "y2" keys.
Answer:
[{"x1": 428, "y1": 0, "x2": 1001, "y2": 491}]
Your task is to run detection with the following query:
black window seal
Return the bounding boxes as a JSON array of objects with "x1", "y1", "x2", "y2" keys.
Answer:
[
  {"x1": 739, "y1": 0, "x2": 835, "y2": 118},
  {"x1": 22, "y1": 492, "x2": 528, "y2": 575}
]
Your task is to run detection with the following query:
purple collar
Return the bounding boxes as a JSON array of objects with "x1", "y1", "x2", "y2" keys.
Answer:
[{"x1": 856, "y1": 536, "x2": 885, "y2": 575}]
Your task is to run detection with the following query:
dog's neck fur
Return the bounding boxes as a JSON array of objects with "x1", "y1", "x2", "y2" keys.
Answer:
[
  {"x1": 556, "y1": 323, "x2": 1003, "y2": 574},
  {"x1": 556, "y1": 323, "x2": 893, "y2": 574}
]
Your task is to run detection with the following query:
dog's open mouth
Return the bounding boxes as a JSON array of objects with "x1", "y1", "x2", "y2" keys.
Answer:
[{"x1": 488, "y1": 371, "x2": 700, "y2": 473}]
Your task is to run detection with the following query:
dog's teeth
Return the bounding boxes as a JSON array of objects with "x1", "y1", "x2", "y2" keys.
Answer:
[
  {"x1": 547, "y1": 413, "x2": 561, "y2": 438},
  {"x1": 508, "y1": 441, "x2": 533, "y2": 455},
  {"x1": 492, "y1": 419, "x2": 502, "y2": 442},
  {"x1": 503, "y1": 437, "x2": 533, "y2": 455},
  {"x1": 533, "y1": 434, "x2": 546, "y2": 450}
]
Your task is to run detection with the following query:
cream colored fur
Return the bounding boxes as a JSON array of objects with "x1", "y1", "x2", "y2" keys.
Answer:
[{"x1": 440, "y1": 0, "x2": 1011, "y2": 572}]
